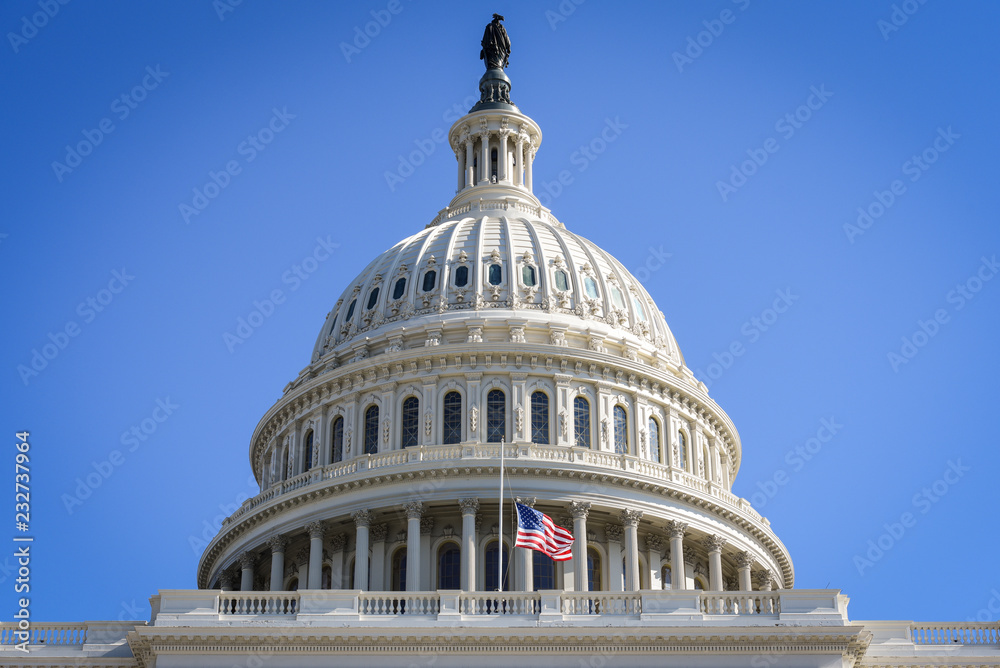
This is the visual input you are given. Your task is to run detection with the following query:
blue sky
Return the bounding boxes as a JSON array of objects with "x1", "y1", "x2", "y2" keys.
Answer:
[{"x1": 3, "y1": 1, "x2": 998, "y2": 624}]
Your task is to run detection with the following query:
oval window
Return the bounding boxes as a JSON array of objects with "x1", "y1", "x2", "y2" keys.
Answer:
[
  {"x1": 422, "y1": 270, "x2": 437, "y2": 292},
  {"x1": 584, "y1": 276, "x2": 598, "y2": 299},
  {"x1": 522, "y1": 265, "x2": 536, "y2": 286},
  {"x1": 554, "y1": 270, "x2": 568, "y2": 291},
  {"x1": 455, "y1": 265, "x2": 469, "y2": 287},
  {"x1": 488, "y1": 263, "x2": 502, "y2": 286},
  {"x1": 366, "y1": 287, "x2": 380, "y2": 310},
  {"x1": 393, "y1": 277, "x2": 406, "y2": 300}
]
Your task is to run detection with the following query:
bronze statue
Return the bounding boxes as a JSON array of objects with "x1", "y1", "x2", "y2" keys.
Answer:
[{"x1": 480, "y1": 13, "x2": 510, "y2": 70}]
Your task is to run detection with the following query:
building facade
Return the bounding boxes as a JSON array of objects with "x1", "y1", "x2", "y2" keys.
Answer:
[{"x1": 3, "y1": 19, "x2": 998, "y2": 668}]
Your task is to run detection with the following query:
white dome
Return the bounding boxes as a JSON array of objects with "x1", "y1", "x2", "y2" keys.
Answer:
[{"x1": 311, "y1": 212, "x2": 683, "y2": 368}]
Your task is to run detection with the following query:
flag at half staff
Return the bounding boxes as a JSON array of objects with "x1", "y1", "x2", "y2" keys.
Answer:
[{"x1": 514, "y1": 503, "x2": 574, "y2": 561}]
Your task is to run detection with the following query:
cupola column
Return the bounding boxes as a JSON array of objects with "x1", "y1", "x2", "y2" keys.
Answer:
[
  {"x1": 478, "y1": 129, "x2": 490, "y2": 184},
  {"x1": 620, "y1": 509, "x2": 642, "y2": 591},
  {"x1": 404, "y1": 501, "x2": 424, "y2": 591},
  {"x1": 267, "y1": 536, "x2": 287, "y2": 591},
  {"x1": 569, "y1": 501, "x2": 591, "y2": 592},
  {"x1": 754, "y1": 569, "x2": 773, "y2": 591},
  {"x1": 666, "y1": 520, "x2": 688, "y2": 590},
  {"x1": 498, "y1": 129, "x2": 510, "y2": 182},
  {"x1": 514, "y1": 134, "x2": 525, "y2": 186},
  {"x1": 464, "y1": 137, "x2": 475, "y2": 189},
  {"x1": 459, "y1": 498, "x2": 480, "y2": 591},
  {"x1": 305, "y1": 521, "x2": 325, "y2": 589},
  {"x1": 218, "y1": 570, "x2": 234, "y2": 592},
  {"x1": 456, "y1": 146, "x2": 466, "y2": 192},
  {"x1": 238, "y1": 551, "x2": 256, "y2": 591},
  {"x1": 704, "y1": 535, "x2": 726, "y2": 592},
  {"x1": 736, "y1": 551, "x2": 754, "y2": 591},
  {"x1": 525, "y1": 146, "x2": 535, "y2": 191},
  {"x1": 352, "y1": 509, "x2": 373, "y2": 590},
  {"x1": 605, "y1": 524, "x2": 624, "y2": 592}
]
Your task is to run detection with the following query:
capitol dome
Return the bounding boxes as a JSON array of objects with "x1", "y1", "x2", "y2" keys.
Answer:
[{"x1": 197, "y1": 27, "x2": 793, "y2": 606}]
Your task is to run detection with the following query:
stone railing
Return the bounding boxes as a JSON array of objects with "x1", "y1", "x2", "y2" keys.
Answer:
[
  {"x1": 911, "y1": 622, "x2": 1000, "y2": 645},
  {"x1": 224, "y1": 443, "x2": 767, "y2": 530},
  {"x1": 150, "y1": 589, "x2": 843, "y2": 627},
  {"x1": 0, "y1": 623, "x2": 89, "y2": 645},
  {"x1": 427, "y1": 198, "x2": 560, "y2": 229}
]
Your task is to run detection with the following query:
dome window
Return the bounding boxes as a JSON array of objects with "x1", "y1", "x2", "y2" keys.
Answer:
[
  {"x1": 584, "y1": 276, "x2": 599, "y2": 299},
  {"x1": 345, "y1": 298, "x2": 357, "y2": 322},
  {"x1": 522, "y1": 264, "x2": 537, "y2": 287},
  {"x1": 613, "y1": 405, "x2": 628, "y2": 455},
  {"x1": 401, "y1": 396, "x2": 419, "y2": 448},
  {"x1": 574, "y1": 396, "x2": 591, "y2": 448},
  {"x1": 648, "y1": 418, "x2": 661, "y2": 464},
  {"x1": 422, "y1": 270, "x2": 437, "y2": 292},
  {"x1": 454, "y1": 265, "x2": 469, "y2": 287},
  {"x1": 633, "y1": 296, "x2": 647, "y2": 322},
  {"x1": 486, "y1": 389, "x2": 506, "y2": 443},
  {"x1": 488, "y1": 263, "x2": 502, "y2": 286},
  {"x1": 442, "y1": 391, "x2": 462, "y2": 444},
  {"x1": 392, "y1": 277, "x2": 407, "y2": 300},
  {"x1": 530, "y1": 391, "x2": 549, "y2": 444},
  {"x1": 678, "y1": 430, "x2": 688, "y2": 470},
  {"x1": 331, "y1": 417, "x2": 344, "y2": 464},
  {"x1": 611, "y1": 286, "x2": 625, "y2": 309},
  {"x1": 364, "y1": 405, "x2": 379, "y2": 455},
  {"x1": 366, "y1": 287, "x2": 380, "y2": 310},
  {"x1": 554, "y1": 269, "x2": 569, "y2": 291}
]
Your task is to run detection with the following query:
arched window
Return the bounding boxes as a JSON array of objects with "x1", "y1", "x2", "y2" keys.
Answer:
[
  {"x1": 678, "y1": 430, "x2": 687, "y2": 470},
  {"x1": 584, "y1": 276, "x2": 599, "y2": 299},
  {"x1": 279, "y1": 445, "x2": 288, "y2": 481},
  {"x1": 488, "y1": 263, "x2": 502, "y2": 286},
  {"x1": 648, "y1": 418, "x2": 660, "y2": 464},
  {"x1": 344, "y1": 298, "x2": 357, "y2": 322},
  {"x1": 484, "y1": 541, "x2": 509, "y2": 591},
  {"x1": 522, "y1": 264, "x2": 537, "y2": 286},
  {"x1": 574, "y1": 396, "x2": 590, "y2": 448},
  {"x1": 533, "y1": 551, "x2": 555, "y2": 590},
  {"x1": 391, "y1": 549, "x2": 407, "y2": 591},
  {"x1": 454, "y1": 265, "x2": 469, "y2": 287},
  {"x1": 364, "y1": 405, "x2": 379, "y2": 455},
  {"x1": 442, "y1": 391, "x2": 462, "y2": 444},
  {"x1": 661, "y1": 565, "x2": 671, "y2": 590},
  {"x1": 554, "y1": 269, "x2": 569, "y2": 292},
  {"x1": 331, "y1": 416, "x2": 344, "y2": 463},
  {"x1": 613, "y1": 405, "x2": 628, "y2": 454},
  {"x1": 401, "y1": 396, "x2": 419, "y2": 448},
  {"x1": 287, "y1": 577, "x2": 299, "y2": 591},
  {"x1": 438, "y1": 543, "x2": 461, "y2": 589},
  {"x1": 422, "y1": 270, "x2": 437, "y2": 292},
  {"x1": 587, "y1": 548, "x2": 603, "y2": 591},
  {"x1": 366, "y1": 287, "x2": 380, "y2": 310},
  {"x1": 392, "y1": 277, "x2": 407, "y2": 300},
  {"x1": 693, "y1": 577, "x2": 706, "y2": 591},
  {"x1": 530, "y1": 391, "x2": 549, "y2": 444},
  {"x1": 303, "y1": 430, "x2": 314, "y2": 471},
  {"x1": 486, "y1": 389, "x2": 505, "y2": 443}
]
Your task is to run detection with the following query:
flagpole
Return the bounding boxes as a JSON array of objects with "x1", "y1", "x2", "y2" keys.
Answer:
[{"x1": 497, "y1": 436, "x2": 504, "y2": 592}]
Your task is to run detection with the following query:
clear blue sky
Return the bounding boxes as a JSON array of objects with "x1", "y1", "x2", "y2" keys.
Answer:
[{"x1": 3, "y1": 1, "x2": 998, "y2": 624}]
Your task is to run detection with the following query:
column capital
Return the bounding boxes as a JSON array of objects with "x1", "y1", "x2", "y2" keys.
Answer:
[
  {"x1": 305, "y1": 521, "x2": 325, "y2": 539},
  {"x1": 569, "y1": 500, "x2": 591, "y2": 519},
  {"x1": 267, "y1": 536, "x2": 287, "y2": 553},
  {"x1": 458, "y1": 497, "x2": 480, "y2": 515},
  {"x1": 352, "y1": 509, "x2": 373, "y2": 528},
  {"x1": 753, "y1": 569, "x2": 773, "y2": 589},
  {"x1": 218, "y1": 570, "x2": 235, "y2": 589},
  {"x1": 514, "y1": 496, "x2": 536, "y2": 508},
  {"x1": 370, "y1": 522, "x2": 388, "y2": 543},
  {"x1": 644, "y1": 534, "x2": 663, "y2": 553},
  {"x1": 238, "y1": 551, "x2": 257, "y2": 569},
  {"x1": 329, "y1": 533, "x2": 347, "y2": 552},
  {"x1": 703, "y1": 535, "x2": 727, "y2": 553},
  {"x1": 735, "y1": 550, "x2": 755, "y2": 569},
  {"x1": 619, "y1": 509, "x2": 643, "y2": 527},
  {"x1": 420, "y1": 516, "x2": 435, "y2": 535},
  {"x1": 665, "y1": 520, "x2": 688, "y2": 539},
  {"x1": 404, "y1": 500, "x2": 424, "y2": 520},
  {"x1": 605, "y1": 524, "x2": 623, "y2": 543}
]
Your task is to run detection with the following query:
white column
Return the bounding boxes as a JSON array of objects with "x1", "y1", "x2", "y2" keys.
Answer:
[
  {"x1": 218, "y1": 570, "x2": 234, "y2": 592},
  {"x1": 464, "y1": 138, "x2": 475, "y2": 188},
  {"x1": 754, "y1": 569, "x2": 773, "y2": 591},
  {"x1": 294, "y1": 548, "x2": 308, "y2": 589},
  {"x1": 525, "y1": 146, "x2": 535, "y2": 191},
  {"x1": 456, "y1": 146, "x2": 465, "y2": 192},
  {"x1": 515, "y1": 136, "x2": 525, "y2": 186},
  {"x1": 268, "y1": 536, "x2": 287, "y2": 591},
  {"x1": 737, "y1": 551, "x2": 754, "y2": 591},
  {"x1": 352, "y1": 509, "x2": 372, "y2": 590},
  {"x1": 306, "y1": 521, "x2": 324, "y2": 589},
  {"x1": 606, "y1": 525, "x2": 623, "y2": 592},
  {"x1": 329, "y1": 533, "x2": 346, "y2": 589},
  {"x1": 404, "y1": 501, "x2": 423, "y2": 592},
  {"x1": 569, "y1": 501, "x2": 591, "y2": 591},
  {"x1": 420, "y1": 517, "x2": 433, "y2": 590},
  {"x1": 479, "y1": 132, "x2": 490, "y2": 184},
  {"x1": 645, "y1": 535, "x2": 663, "y2": 590},
  {"x1": 666, "y1": 520, "x2": 687, "y2": 590},
  {"x1": 239, "y1": 552, "x2": 256, "y2": 591},
  {"x1": 498, "y1": 131, "x2": 509, "y2": 182},
  {"x1": 704, "y1": 535, "x2": 726, "y2": 592},
  {"x1": 369, "y1": 523, "x2": 387, "y2": 591},
  {"x1": 620, "y1": 509, "x2": 642, "y2": 591},
  {"x1": 459, "y1": 498, "x2": 479, "y2": 591}
]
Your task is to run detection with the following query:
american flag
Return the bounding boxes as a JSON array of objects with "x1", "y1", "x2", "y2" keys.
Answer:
[{"x1": 514, "y1": 503, "x2": 574, "y2": 561}]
